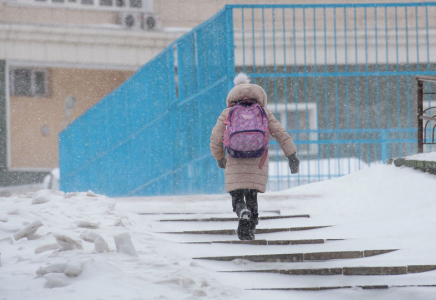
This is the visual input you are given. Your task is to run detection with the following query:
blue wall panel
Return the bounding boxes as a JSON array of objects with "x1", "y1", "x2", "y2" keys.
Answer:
[
  {"x1": 60, "y1": 3, "x2": 436, "y2": 196},
  {"x1": 60, "y1": 7, "x2": 233, "y2": 196}
]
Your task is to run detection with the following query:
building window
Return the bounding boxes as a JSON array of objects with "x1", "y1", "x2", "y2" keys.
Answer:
[
  {"x1": 10, "y1": 68, "x2": 50, "y2": 97},
  {"x1": 129, "y1": 0, "x2": 141, "y2": 8},
  {"x1": 266, "y1": 102, "x2": 318, "y2": 156},
  {"x1": 4, "y1": 0, "x2": 145, "y2": 10},
  {"x1": 99, "y1": 0, "x2": 112, "y2": 6}
]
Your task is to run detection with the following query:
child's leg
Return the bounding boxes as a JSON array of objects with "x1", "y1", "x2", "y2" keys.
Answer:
[
  {"x1": 231, "y1": 189, "x2": 254, "y2": 240},
  {"x1": 245, "y1": 189, "x2": 259, "y2": 224},
  {"x1": 230, "y1": 189, "x2": 246, "y2": 216}
]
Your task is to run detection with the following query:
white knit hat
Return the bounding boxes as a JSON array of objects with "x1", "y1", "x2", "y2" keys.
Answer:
[{"x1": 226, "y1": 73, "x2": 267, "y2": 107}]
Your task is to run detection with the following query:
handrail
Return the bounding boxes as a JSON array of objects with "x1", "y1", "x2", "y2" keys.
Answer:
[{"x1": 419, "y1": 115, "x2": 436, "y2": 122}]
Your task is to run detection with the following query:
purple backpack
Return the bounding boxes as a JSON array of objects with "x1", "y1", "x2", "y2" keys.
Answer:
[{"x1": 223, "y1": 100, "x2": 269, "y2": 168}]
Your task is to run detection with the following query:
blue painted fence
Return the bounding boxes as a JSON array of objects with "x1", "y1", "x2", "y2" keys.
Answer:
[{"x1": 60, "y1": 3, "x2": 436, "y2": 196}]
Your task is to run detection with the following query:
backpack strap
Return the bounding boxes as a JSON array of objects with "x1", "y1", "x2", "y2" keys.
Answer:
[
  {"x1": 225, "y1": 105, "x2": 241, "y2": 126},
  {"x1": 259, "y1": 146, "x2": 268, "y2": 169},
  {"x1": 224, "y1": 112, "x2": 231, "y2": 126}
]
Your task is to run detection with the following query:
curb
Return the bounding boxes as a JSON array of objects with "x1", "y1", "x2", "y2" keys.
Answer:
[{"x1": 391, "y1": 158, "x2": 436, "y2": 175}]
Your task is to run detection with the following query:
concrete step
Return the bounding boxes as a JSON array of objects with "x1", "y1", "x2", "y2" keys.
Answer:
[
  {"x1": 139, "y1": 210, "x2": 281, "y2": 216},
  {"x1": 392, "y1": 158, "x2": 436, "y2": 175},
  {"x1": 250, "y1": 284, "x2": 436, "y2": 291},
  {"x1": 185, "y1": 238, "x2": 342, "y2": 245},
  {"x1": 194, "y1": 249, "x2": 397, "y2": 262},
  {"x1": 158, "y1": 214, "x2": 310, "y2": 222},
  {"x1": 228, "y1": 264, "x2": 436, "y2": 276},
  {"x1": 161, "y1": 225, "x2": 331, "y2": 235}
]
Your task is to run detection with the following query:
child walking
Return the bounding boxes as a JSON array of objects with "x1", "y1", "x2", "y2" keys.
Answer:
[{"x1": 210, "y1": 73, "x2": 300, "y2": 240}]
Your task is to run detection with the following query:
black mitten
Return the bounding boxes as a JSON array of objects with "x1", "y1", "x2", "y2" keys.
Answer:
[
  {"x1": 287, "y1": 153, "x2": 300, "y2": 174},
  {"x1": 217, "y1": 158, "x2": 227, "y2": 169}
]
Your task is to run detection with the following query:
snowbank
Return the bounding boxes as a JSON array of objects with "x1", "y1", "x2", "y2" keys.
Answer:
[
  {"x1": 0, "y1": 189, "x2": 234, "y2": 299},
  {"x1": 1, "y1": 164, "x2": 436, "y2": 299},
  {"x1": 406, "y1": 151, "x2": 436, "y2": 161}
]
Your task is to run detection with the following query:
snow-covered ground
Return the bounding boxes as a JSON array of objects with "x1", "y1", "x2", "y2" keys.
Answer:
[
  {"x1": 268, "y1": 157, "x2": 368, "y2": 190},
  {"x1": 406, "y1": 151, "x2": 436, "y2": 161},
  {"x1": 1, "y1": 164, "x2": 436, "y2": 299}
]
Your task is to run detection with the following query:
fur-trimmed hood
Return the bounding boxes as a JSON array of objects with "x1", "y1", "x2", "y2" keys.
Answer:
[{"x1": 226, "y1": 73, "x2": 267, "y2": 107}]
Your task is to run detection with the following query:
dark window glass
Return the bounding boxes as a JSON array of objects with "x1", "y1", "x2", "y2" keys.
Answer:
[
  {"x1": 129, "y1": 0, "x2": 141, "y2": 8},
  {"x1": 287, "y1": 110, "x2": 310, "y2": 152},
  {"x1": 99, "y1": 0, "x2": 113, "y2": 6},
  {"x1": 35, "y1": 0, "x2": 47, "y2": 2},
  {"x1": 52, "y1": 0, "x2": 65, "y2": 3},
  {"x1": 81, "y1": 0, "x2": 93, "y2": 4},
  {"x1": 287, "y1": 111, "x2": 309, "y2": 131},
  {"x1": 14, "y1": 69, "x2": 32, "y2": 96},
  {"x1": 34, "y1": 71, "x2": 46, "y2": 96},
  {"x1": 116, "y1": 0, "x2": 124, "y2": 6}
]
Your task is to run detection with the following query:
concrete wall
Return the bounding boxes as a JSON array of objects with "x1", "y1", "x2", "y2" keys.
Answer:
[
  {"x1": 0, "y1": 60, "x2": 6, "y2": 171},
  {"x1": 1, "y1": 0, "x2": 434, "y2": 28},
  {"x1": 0, "y1": 62, "x2": 134, "y2": 186},
  {"x1": 0, "y1": 0, "x2": 117, "y2": 25},
  {"x1": 155, "y1": 0, "x2": 436, "y2": 29},
  {"x1": 9, "y1": 68, "x2": 134, "y2": 169},
  {"x1": 0, "y1": 61, "x2": 48, "y2": 185}
]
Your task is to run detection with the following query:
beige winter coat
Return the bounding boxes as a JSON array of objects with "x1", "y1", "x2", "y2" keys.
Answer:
[{"x1": 210, "y1": 83, "x2": 297, "y2": 193}]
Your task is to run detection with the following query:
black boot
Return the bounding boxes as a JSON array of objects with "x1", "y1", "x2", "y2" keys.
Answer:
[
  {"x1": 251, "y1": 213, "x2": 259, "y2": 225},
  {"x1": 235, "y1": 203, "x2": 254, "y2": 240},
  {"x1": 237, "y1": 218, "x2": 255, "y2": 240}
]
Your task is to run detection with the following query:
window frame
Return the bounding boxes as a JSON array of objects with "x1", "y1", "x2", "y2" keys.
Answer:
[
  {"x1": 422, "y1": 100, "x2": 436, "y2": 153},
  {"x1": 3, "y1": 0, "x2": 145, "y2": 11},
  {"x1": 266, "y1": 102, "x2": 318, "y2": 156},
  {"x1": 9, "y1": 67, "x2": 50, "y2": 98}
]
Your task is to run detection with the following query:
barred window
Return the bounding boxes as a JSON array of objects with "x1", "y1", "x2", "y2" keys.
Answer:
[
  {"x1": 10, "y1": 68, "x2": 50, "y2": 97},
  {"x1": 267, "y1": 103, "x2": 318, "y2": 156}
]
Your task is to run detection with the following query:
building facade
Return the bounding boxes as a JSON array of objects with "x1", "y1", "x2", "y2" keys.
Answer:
[
  {"x1": 0, "y1": 0, "x2": 180, "y2": 186},
  {"x1": 0, "y1": 0, "x2": 433, "y2": 187}
]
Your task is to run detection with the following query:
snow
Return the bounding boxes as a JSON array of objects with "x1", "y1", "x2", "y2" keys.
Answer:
[
  {"x1": 269, "y1": 157, "x2": 368, "y2": 177},
  {"x1": 86, "y1": 190, "x2": 98, "y2": 197},
  {"x1": 36, "y1": 260, "x2": 84, "y2": 288},
  {"x1": 76, "y1": 221, "x2": 99, "y2": 229},
  {"x1": 42, "y1": 169, "x2": 60, "y2": 191},
  {"x1": 42, "y1": 273, "x2": 70, "y2": 288},
  {"x1": 114, "y1": 233, "x2": 138, "y2": 257},
  {"x1": 94, "y1": 237, "x2": 110, "y2": 253},
  {"x1": 80, "y1": 231, "x2": 102, "y2": 243},
  {"x1": 36, "y1": 262, "x2": 83, "y2": 277},
  {"x1": 34, "y1": 244, "x2": 60, "y2": 254},
  {"x1": 0, "y1": 165, "x2": 436, "y2": 299},
  {"x1": 268, "y1": 157, "x2": 368, "y2": 190},
  {"x1": 406, "y1": 151, "x2": 436, "y2": 161},
  {"x1": 55, "y1": 234, "x2": 83, "y2": 251},
  {"x1": 13, "y1": 220, "x2": 43, "y2": 241},
  {"x1": 32, "y1": 192, "x2": 51, "y2": 204}
]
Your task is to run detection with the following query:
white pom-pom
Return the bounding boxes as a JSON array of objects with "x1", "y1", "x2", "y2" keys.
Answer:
[{"x1": 233, "y1": 73, "x2": 250, "y2": 85}]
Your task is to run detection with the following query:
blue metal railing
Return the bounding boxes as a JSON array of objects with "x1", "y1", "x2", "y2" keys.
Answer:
[
  {"x1": 60, "y1": 3, "x2": 436, "y2": 196},
  {"x1": 233, "y1": 3, "x2": 436, "y2": 191},
  {"x1": 60, "y1": 7, "x2": 234, "y2": 196}
]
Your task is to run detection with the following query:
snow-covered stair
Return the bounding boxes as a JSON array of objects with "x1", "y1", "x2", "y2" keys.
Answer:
[
  {"x1": 148, "y1": 209, "x2": 436, "y2": 294},
  {"x1": 111, "y1": 164, "x2": 436, "y2": 298}
]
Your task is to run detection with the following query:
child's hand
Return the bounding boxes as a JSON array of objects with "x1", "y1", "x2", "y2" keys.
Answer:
[
  {"x1": 217, "y1": 158, "x2": 227, "y2": 169},
  {"x1": 287, "y1": 153, "x2": 300, "y2": 174}
]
